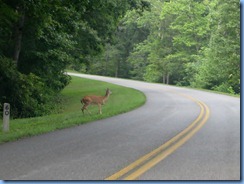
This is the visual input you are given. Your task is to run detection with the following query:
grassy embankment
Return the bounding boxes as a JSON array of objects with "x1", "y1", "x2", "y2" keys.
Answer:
[{"x1": 0, "y1": 76, "x2": 146, "y2": 144}]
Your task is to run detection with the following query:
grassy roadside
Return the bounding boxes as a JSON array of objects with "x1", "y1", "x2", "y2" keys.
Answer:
[{"x1": 0, "y1": 76, "x2": 146, "y2": 144}]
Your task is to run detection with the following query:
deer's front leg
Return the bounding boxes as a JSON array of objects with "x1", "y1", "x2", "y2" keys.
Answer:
[{"x1": 98, "y1": 104, "x2": 102, "y2": 114}]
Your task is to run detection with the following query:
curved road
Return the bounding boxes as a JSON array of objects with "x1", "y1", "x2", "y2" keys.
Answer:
[{"x1": 0, "y1": 73, "x2": 240, "y2": 180}]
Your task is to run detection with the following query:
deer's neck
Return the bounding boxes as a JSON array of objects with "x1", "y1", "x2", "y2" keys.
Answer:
[{"x1": 103, "y1": 92, "x2": 110, "y2": 102}]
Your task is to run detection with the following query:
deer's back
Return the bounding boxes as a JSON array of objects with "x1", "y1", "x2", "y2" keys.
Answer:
[{"x1": 82, "y1": 95, "x2": 104, "y2": 104}]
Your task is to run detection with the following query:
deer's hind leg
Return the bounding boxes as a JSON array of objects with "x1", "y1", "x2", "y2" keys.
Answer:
[{"x1": 82, "y1": 103, "x2": 91, "y2": 115}]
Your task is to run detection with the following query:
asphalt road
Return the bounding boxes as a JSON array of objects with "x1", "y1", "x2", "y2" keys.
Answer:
[{"x1": 0, "y1": 73, "x2": 240, "y2": 180}]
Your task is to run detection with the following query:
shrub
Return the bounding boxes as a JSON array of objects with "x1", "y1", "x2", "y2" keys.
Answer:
[{"x1": 0, "y1": 57, "x2": 60, "y2": 118}]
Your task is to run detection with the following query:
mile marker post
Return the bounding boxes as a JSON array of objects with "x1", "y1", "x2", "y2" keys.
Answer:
[{"x1": 3, "y1": 103, "x2": 10, "y2": 132}]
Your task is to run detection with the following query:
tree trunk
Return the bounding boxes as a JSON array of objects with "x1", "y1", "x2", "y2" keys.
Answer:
[
  {"x1": 166, "y1": 73, "x2": 170, "y2": 84},
  {"x1": 163, "y1": 74, "x2": 166, "y2": 84},
  {"x1": 13, "y1": 13, "x2": 25, "y2": 66},
  {"x1": 115, "y1": 59, "x2": 120, "y2": 78}
]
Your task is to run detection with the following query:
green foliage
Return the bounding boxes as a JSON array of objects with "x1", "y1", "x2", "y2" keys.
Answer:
[
  {"x1": 0, "y1": 0, "x2": 148, "y2": 118},
  {"x1": 128, "y1": 42, "x2": 150, "y2": 80},
  {"x1": 86, "y1": 2, "x2": 151, "y2": 78},
  {"x1": 0, "y1": 57, "x2": 58, "y2": 118},
  {"x1": 212, "y1": 83, "x2": 236, "y2": 95},
  {"x1": 0, "y1": 0, "x2": 240, "y2": 120},
  {"x1": 86, "y1": 0, "x2": 240, "y2": 95},
  {"x1": 192, "y1": 0, "x2": 240, "y2": 94}
]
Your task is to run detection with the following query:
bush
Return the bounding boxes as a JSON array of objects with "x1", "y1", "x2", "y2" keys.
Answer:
[
  {"x1": 0, "y1": 57, "x2": 60, "y2": 118},
  {"x1": 212, "y1": 82, "x2": 236, "y2": 95}
]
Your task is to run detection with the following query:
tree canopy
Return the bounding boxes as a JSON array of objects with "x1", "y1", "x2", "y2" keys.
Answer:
[
  {"x1": 0, "y1": 0, "x2": 240, "y2": 118},
  {"x1": 0, "y1": 0, "x2": 149, "y2": 117},
  {"x1": 86, "y1": 0, "x2": 240, "y2": 94}
]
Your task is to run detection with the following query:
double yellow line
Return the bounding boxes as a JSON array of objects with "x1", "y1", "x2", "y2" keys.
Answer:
[{"x1": 105, "y1": 92, "x2": 210, "y2": 180}]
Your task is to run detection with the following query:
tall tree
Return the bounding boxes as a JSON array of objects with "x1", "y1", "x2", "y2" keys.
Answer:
[
  {"x1": 87, "y1": 3, "x2": 151, "y2": 78},
  {"x1": 128, "y1": 0, "x2": 210, "y2": 85},
  {"x1": 192, "y1": 0, "x2": 240, "y2": 94},
  {"x1": 156, "y1": 0, "x2": 210, "y2": 85}
]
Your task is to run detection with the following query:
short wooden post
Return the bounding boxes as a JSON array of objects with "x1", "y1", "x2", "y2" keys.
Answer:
[{"x1": 3, "y1": 103, "x2": 10, "y2": 132}]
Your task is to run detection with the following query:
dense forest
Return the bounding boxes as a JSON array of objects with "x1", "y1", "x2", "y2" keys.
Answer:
[
  {"x1": 84, "y1": 0, "x2": 240, "y2": 93},
  {"x1": 0, "y1": 0, "x2": 149, "y2": 117},
  {"x1": 0, "y1": 0, "x2": 240, "y2": 118}
]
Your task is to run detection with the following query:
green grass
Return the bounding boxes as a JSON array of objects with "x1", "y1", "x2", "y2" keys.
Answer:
[{"x1": 0, "y1": 76, "x2": 146, "y2": 144}]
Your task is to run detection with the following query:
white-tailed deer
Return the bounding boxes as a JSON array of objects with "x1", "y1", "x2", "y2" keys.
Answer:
[{"x1": 81, "y1": 88, "x2": 112, "y2": 114}]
